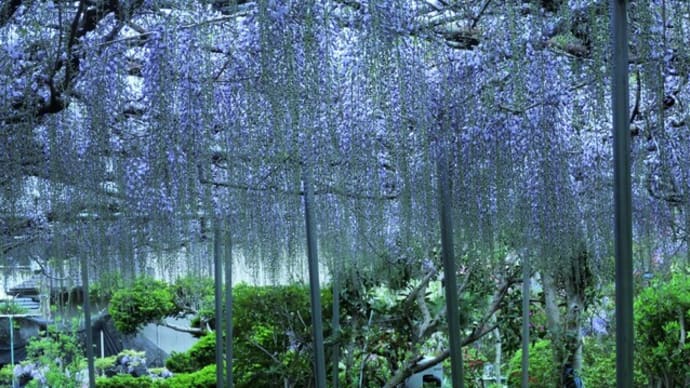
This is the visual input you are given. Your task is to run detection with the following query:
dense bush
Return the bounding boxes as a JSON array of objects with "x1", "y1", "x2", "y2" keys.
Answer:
[
  {"x1": 158, "y1": 364, "x2": 218, "y2": 388},
  {"x1": 507, "y1": 335, "x2": 647, "y2": 387},
  {"x1": 166, "y1": 332, "x2": 216, "y2": 373},
  {"x1": 580, "y1": 338, "x2": 646, "y2": 388},
  {"x1": 0, "y1": 300, "x2": 28, "y2": 314},
  {"x1": 95, "y1": 364, "x2": 217, "y2": 388},
  {"x1": 95, "y1": 374, "x2": 155, "y2": 388},
  {"x1": 109, "y1": 277, "x2": 176, "y2": 334},
  {"x1": 22, "y1": 320, "x2": 86, "y2": 387},
  {"x1": 169, "y1": 276, "x2": 215, "y2": 319},
  {"x1": 232, "y1": 283, "x2": 332, "y2": 387},
  {"x1": 162, "y1": 283, "x2": 332, "y2": 387},
  {"x1": 635, "y1": 272, "x2": 690, "y2": 387},
  {"x1": 507, "y1": 339, "x2": 555, "y2": 387},
  {"x1": 0, "y1": 365, "x2": 13, "y2": 386},
  {"x1": 164, "y1": 351, "x2": 194, "y2": 374}
]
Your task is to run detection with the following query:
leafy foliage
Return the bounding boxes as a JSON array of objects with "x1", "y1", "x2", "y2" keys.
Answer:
[
  {"x1": 109, "y1": 277, "x2": 176, "y2": 335},
  {"x1": 580, "y1": 338, "x2": 646, "y2": 388},
  {"x1": 94, "y1": 355, "x2": 118, "y2": 376},
  {"x1": 231, "y1": 283, "x2": 332, "y2": 387},
  {"x1": 170, "y1": 276, "x2": 215, "y2": 317},
  {"x1": 166, "y1": 332, "x2": 216, "y2": 373},
  {"x1": 507, "y1": 339, "x2": 556, "y2": 387},
  {"x1": 90, "y1": 272, "x2": 126, "y2": 305},
  {"x1": 159, "y1": 364, "x2": 218, "y2": 388},
  {"x1": 22, "y1": 320, "x2": 86, "y2": 388},
  {"x1": 0, "y1": 365, "x2": 13, "y2": 386},
  {"x1": 164, "y1": 282, "x2": 332, "y2": 386},
  {"x1": 95, "y1": 374, "x2": 155, "y2": 388},
  {"x1": 634, "y1": 272, "x2": 690, "y2": 387},
  {"x1": 0, "y1": 300, "x2": 28, "y2": 314}
]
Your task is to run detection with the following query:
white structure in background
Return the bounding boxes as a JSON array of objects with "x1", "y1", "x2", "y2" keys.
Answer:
[{"x1": 404, "y1": 357, "x2": 443, "y2": 388}]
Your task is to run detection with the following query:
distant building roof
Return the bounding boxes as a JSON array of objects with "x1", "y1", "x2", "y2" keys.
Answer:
[{"x1": 6, "y1": 272, "x2": 82, "y2": 297}]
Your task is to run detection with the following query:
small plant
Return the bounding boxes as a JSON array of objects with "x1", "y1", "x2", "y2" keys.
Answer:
[
  {"x1": 22, "y1": 319, "x2": 87, "y2": 388},
  {"x1": 0, "y1": 300, "x2": 28, "y2": 314},
  {"x1": 94, "y1": 356, "x2": 118, "y2": 376},
  {"x1": 0, "y1": 364, "x2": 13, "y2": 386}
]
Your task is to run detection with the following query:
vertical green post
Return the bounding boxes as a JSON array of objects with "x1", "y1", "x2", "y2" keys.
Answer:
[
  {"x1": 214, "y1": 219, "x2": 224, "y2": 388},
  {"x1": 521, "y1": 255, "x2": 530, "y2": 387},
  {"x1": 224, "y1": 222, "x2": 234, "y2": 388},
  {"x1": 302, "y1": 167, "x2": 327, "y2": 388},
  {"x1": 611, "y1": 1, "x2": 634, "y2": 386},
  {"x1": 331, "y1": 267, "x2": 341, "y2": 388},
  {"x1": 436, "y1": 140, "x2": 464, "y2": 388},
  {"x1": 10, "y1": 316, "x2": 16, "y2": 388},
  {"x1": 81, "y1": 251, "x2": 95, "y2": 388}
]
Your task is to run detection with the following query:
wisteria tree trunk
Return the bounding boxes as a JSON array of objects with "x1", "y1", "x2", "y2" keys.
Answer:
[{"x1": 541, "y1": 250, "x2": 591, "y2": 387}]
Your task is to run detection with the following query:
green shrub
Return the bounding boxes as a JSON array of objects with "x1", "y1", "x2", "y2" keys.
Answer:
[
  {"x1": 232, "y1": 283, "x2": 332, "y2": 387},
  {"x1": 0, "y1": 364, "x2": 13, "y2": 386},
  {"x1": 508, "y1": 334, "x2": 647, "y2": 387},
  {"x1": 96, "y1": 374, "x2": 155, "y2": 388},
  {"x1": 0, "y1": 300, "x2": 28, "y2": 314},
  {"x1": 507, "y1": 339, "x2": 556, "y2": 387},
  {"x1": 635, "y1": 272, "x2": 690, "y2": 387},
  {"x1": 163, "y1": 283, "x2": 332, "y2": 387},
  {"x1": 24, "y1": 320, "x2": 86, "y2": 388},
  {"x1": 158, "y1": 364, "x2": 217, "y2": 388},
  {"x1": 170, "y1": 276, "x2": 214, "y2": 319},
  {"x1": 166, "y1": 332, "x2": 215, "y2": 373},
  {"x1": 165, "y1": 351, "x2": 194, "y2": 373},
  {"x1": 580, "y1": 337, "x2": 646, "y2": 387},
  {"x1": 95, "y1": 355, "x2": 118, "y2": 376},
  {"x1": 109, "y1": 277, "x2": 176, "y2": 334}
]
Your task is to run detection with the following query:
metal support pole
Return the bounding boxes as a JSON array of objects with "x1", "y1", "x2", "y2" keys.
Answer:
[
  {"x1": 10, "y1": 316, "x2": 16, "y2": 388},
  {"x1": 224, "y1": 223, "x2": 234, "y2": 388},
  {"x1": 611, "y1": 1, "x2": 634, "y2": 386},
  {"x1": 521, "y1": 255, "x2": 530, "y2": 388},
  {"x1": 214, "y1": 220, "x2": 224, "y2": 388},
  {"x1": 437, "y1": 142, "x2": 464, "y2": 388},
  {"x1": 303, "y1": 168, "x2": 327, "y2": 388},
  {"x1": 81, "y1": 252, "x2": 95, "y2": 388},
  {"x1": 331, "y1": 267, "x2": 341, "y2": 388}
]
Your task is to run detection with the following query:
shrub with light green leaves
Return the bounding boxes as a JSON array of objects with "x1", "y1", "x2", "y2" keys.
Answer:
[
  {"x1": 507, "y1": 339, "x2": 556, "y2": 388},
  {"x1": 163, "y1": 283, "x2": 332, "y2": 387},
  {"x1": 109, "y1": 277, "x2": 176, "y2": 335},
  {"x1": 635, "y1": 272, "x2": 690, "y2": 387},
  {"x1": 95, "y1": 374, "x2": 155, "y2": 388},
  {"x1": 158, "y1": 364, "x2": 218, "y2": 388},
  {"x1": 0, "y1": 364, "x2": 13, "y2": 386},
  {"x1": 580, "y1": 337, "x2": 646, "y2": 387},
  {"x1": 0, "y1": 300, "x2": 28, "y2": 314},
  {"x1": 166, "y1": 332, "x2": 215, "y2": 373}
]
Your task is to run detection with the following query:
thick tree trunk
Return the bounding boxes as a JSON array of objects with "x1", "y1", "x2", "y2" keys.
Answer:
[
  {"x1": 541, "y1": 250, "x2": 589, "y2": 387},
  {"x1": 494, "y1": 326, "x2": 502, "y2": 384},
  {"x1": 541, "y1": 270, "x2": 561, "y2": 335}
]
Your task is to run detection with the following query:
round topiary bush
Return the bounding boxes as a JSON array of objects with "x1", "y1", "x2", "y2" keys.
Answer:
[{"x1": 109, "y1": 277, "x2": 176, "y2": 335}]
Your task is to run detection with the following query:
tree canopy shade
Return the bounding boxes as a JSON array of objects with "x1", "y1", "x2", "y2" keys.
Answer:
[{"x1": 1, "y1": 0, "x2": 690, "y2": 386}]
